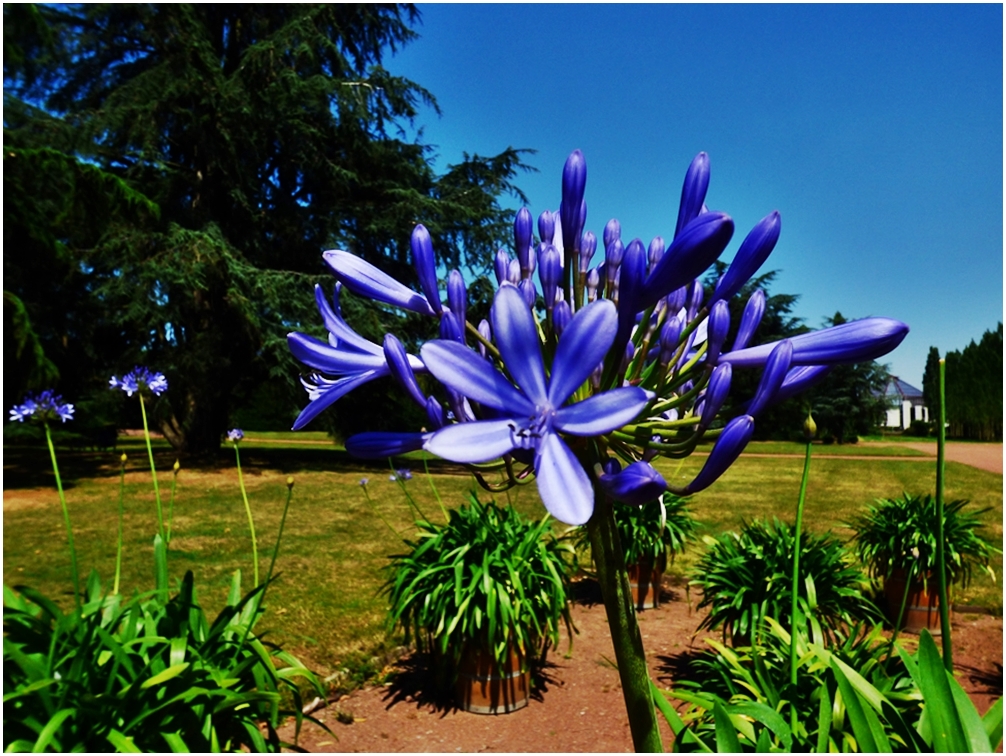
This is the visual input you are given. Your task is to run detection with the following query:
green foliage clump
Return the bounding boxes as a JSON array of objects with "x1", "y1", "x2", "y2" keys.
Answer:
[
  {"x1": 613, "y1": 495, "x2": 697, "y2": 565},
  {"x1": 690, "y1": 519, "x2": 877, "y2": 643},
  {"x1": 849, "y1": 493, "x2": 999, "y2": 588},
  {"x1": 3, "y1": 560, "x2": 324, "y2": 753},
  {"x1": 384, "y1": 493, "x2": 575, "y2": 674},
  {"x1": 660, "y1": 627, "x2": 1002, "y2": 753},
  {"x1": 672, "y1": 620, "x2": 920, "y2": 752}
]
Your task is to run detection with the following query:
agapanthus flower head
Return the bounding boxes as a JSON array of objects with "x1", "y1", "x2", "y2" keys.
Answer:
[
  {"x1": 110, "y1": 367, "x2": 168, "y2": 397},
  {"x1": 9, "y1": 390, "x2": 74, "y2": 424},
  {"x1": 288, "y1": 147, "x2": 909, "y2": 518},
  {"x1": 227, "y1": 428, "x2": 244, "y2": 443}
]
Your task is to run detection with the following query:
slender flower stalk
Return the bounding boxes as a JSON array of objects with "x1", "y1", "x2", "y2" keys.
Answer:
[
  {"x1": 228, "y1": 428, "x2": 259, "y2": 586},
  {"x1": 10, "y1": 391, "x2": 79, "y2": 607},
  {"x1": 264, "y1": 476, "x2": 296, "y2": 591},
  {"x1": 114, "y1": 453, "x2": 127, "y2": 595},
  {"x1": 789, "y1": 413, "x2": 815, "y2": 733},
  {"x1": 46, "y1": 422, "x2": 80, "y2": 608},
  {"x1": 111, "y1": 367, "x2": 169, "y2": 540},
  {"x1": 935, "y1": 358, "x2": 952, "y2": 670},
  {"x1": 166, "y1": 459, "x2": 180, "y2": 545},
  {"x1": 137, "y1": 395, "x2": 165, "y2": 541}
]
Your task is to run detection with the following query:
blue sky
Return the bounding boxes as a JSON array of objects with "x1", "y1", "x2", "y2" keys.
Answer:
[{"x1": 387, "y1": 4, "x2": 1002, "y2": 387}]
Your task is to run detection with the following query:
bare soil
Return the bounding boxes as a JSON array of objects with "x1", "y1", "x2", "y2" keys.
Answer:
[{"x1": 279, "y1": 580, "x2": 1003, "y2": 753}]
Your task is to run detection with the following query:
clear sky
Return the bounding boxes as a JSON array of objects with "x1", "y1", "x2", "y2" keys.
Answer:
[{"x1": 387, "y1": 3, "x2": 1003, "y2": 388}]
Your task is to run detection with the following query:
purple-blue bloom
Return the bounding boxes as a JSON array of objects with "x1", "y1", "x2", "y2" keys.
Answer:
[
  {"x1": 674, "y1": 152, "x2": 710, "y2": 238},
  {"x1": 597, "y1": 460, "x2": 667, "y2": 506},
  {"x1": 110, "y1": 367, "x2": 168, "y2": 397},
  {"x1": 732, "y1": 289, "x2": 766, "y2": 352},
  {"x1": 712, "y1": 211, "x2": 781, "y2": 304},
  {"x1": 560, "y1": 150, "x2": 587, "y2": 255},
  {"x1": 227, "y1": 428, "x2": 244, "y2": 443},
  {"x1": 421, "y1": 285, "x2": 652, "y2": 524},
  {"x1": 323, "y1": 250, "x2": 435, "y2": 316},
  {"x1": 721, "y1": 317, "x2": 909, "y2": 368},
  {"x1": 411, "y1": 224, "x2": 443, "y2": 315},
  {"x1": 9, "y1": 390, "x2": 74, "y2": 424},
  {"x1": 640, "y1": 212, "x2": 734, "y2": 309},
  {"x1": 347, "y1": 432, "x2": 430, "y2": 459},
  {"x1": 679, "y1": 414, "x2": 755, "y2": 495},
  {"x1": 287, "y1": 284, "x2": 424, "y2": 430},
  {"x1": 746, "y1": 340, "x2": 793, "y2": 417}
]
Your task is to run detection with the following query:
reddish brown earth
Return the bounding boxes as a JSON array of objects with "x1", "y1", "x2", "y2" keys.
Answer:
[{"x1": 278, "y1": 580, "x2": 1003, "y2": 753}]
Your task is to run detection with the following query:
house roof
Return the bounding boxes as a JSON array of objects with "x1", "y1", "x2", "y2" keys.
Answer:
[{"x1": 883, "y1": 377, "x2": 924, "y2": 400}]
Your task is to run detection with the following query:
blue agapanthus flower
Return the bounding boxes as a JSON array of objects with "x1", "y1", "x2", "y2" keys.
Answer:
[
  {"x1": 227, "y1": 428, "x2": 244, "y2": 443},
  {"x1": 287, "y1": 149, "x2": 909, "y2": 523},
  {"x1": 109, "y1": 366, "x2": 168, "y2": 397},
  {"x1": 9, "y1": 390, "x2": 74, "y2": 424}
]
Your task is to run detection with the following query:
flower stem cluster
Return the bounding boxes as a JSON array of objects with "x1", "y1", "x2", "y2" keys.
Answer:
[{"x1": 288, "y1": 150, "x2": 908, "y2": 525}]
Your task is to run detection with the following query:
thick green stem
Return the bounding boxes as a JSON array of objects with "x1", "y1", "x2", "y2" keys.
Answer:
[
  {"x1": 789, "y1": 440, "x2": 812, "y2": 733},
  {"x1": 935, "y1": 359, "x2": 952, "y2": 670},
  {"x1": 45, "y1": 423, "x2": 80, "y2": 608},
  {"x1": 586, "y1": 488, "x2": 663, "y2": 752},
  {"x1": 234, "y1": 444, "x2": 259, "y2": 586},
  {"x1": 138, "y1": 395, "x2": 165, "y2": 541},
  {"x1": 114, "y1": 454, "x2": 127, "y2": 595}
]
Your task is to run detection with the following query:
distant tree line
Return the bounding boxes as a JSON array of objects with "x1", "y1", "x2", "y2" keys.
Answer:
[{"x1": 923, "y1": 323, "x2": 1003, "y2": 441}]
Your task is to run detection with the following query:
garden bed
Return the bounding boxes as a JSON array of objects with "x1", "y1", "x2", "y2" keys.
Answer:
[{"x1": 278, "y1": 579, "x2": 1003, "y2": 753}]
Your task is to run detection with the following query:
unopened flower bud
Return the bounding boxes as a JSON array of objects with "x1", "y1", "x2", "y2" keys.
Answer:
[
  {"x1": 121, "y1": 453, "x2": 128, "y2": 464},
  {"x1": 286, "y1": 476, "x2": 295, "y2": 488},
  {"x1": 803, "y1": 411, "x2": 817, "y2": 441}
]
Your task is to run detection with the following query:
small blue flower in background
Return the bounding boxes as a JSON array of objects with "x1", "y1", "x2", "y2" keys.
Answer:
[
  {"x1": 227, "y1": 428, "x2": 244, "y2": 443},
  {"x1": 109, "y1": 366, "x2": 168, "y2": 397},
  {"x1": 9, "y1": 390, "x2": 74, "y2": 424},
  {"x1": 359, "y1": 477, "x2": 369, "y2": 487}
]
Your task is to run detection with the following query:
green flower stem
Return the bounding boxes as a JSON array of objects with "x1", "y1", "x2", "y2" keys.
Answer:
[
  {"x1": 936, "y1": 359, "x2": 952, "y2": 670},
  {"x1": 263, "y1": 478, "x2": 295, "y2": 592},
  {"x1": 233, "y1": 443, "x2": 259, "y2": 586},
  {"x1": 789, "y1": 439, "x2": 813, "y2": 733},
  {"x1": 586, "y1": 482, "x2": 663, "y2": 753},
  {"x1": 138, "y1": 394, "x2": 165, "y2": 541},
  {"x1": 166, "y1": 460, "x2": 179, "y2": 545},
  {"x1": 361, "y1": 482, "x2": 405, "y2": 542},
  {"x1": 114, "y1": 454, "x2": 127, "y2": 595},
  {"x1": 884, "y1": 558, "x2": 917, "y2": 672},
  {"x1": 423, "y1": 452, "x2": 449, "y2": 521},
  {"x1": 45, "y1": 423, "x2": 80, "y2": 608}
]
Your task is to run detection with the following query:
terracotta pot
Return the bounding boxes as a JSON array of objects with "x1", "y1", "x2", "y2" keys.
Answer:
[
  {"x1": 883, "y1": 568, "x2": 946, "y2": 635},
  {"x1": 627, "y1": 552, "x2": 667, "y2": 610},
  {"x1": 454, "y1": 644, "x2": 530, "y2": 715}
]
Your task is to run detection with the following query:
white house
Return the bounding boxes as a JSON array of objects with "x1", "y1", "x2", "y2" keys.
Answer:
[{"x1": 880, "y1": 377, "x2": 928, "y2": 430}]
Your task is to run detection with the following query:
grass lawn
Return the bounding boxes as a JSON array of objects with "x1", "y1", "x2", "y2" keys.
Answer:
[{"x1": 4, "y1": 436, "x2": 1001, "y2": 683}]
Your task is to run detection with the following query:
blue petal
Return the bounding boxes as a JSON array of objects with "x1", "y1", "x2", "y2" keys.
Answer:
[
  {"x1": 491, "y1": 286, "x2": 547, "y2": 405},
  {"x1": 683, "y1": 415, "x2": 755, "y2": 494},
  {"x1": 323, "y1": 250, "x2": 436, "y2": 316},
  {"x1": 420, "y1": 341, "x2": 534, "y2": 415},
  {"x1": 346, "y1": 431, "x2": 430, "y2": 459},
  {"x1": 548, "y1": 298, "x2": 617, "y2": 406},
  {"x1": 314, "y1": 284, "x2": 382, "y2": 355},
  {"x1": 598, "y1": 461, "x2": 667, "y2": 506},
  {"x1": 292, "y1": 370, "x2": 385, "y2": 430},
  {"x1": 287, "y1": 332, "x2": 387, "y2": 374},
  {"x1": 554, "y1": 387, "x2": 652, "y2": 436},
  {"x1": 424, "y1": 418, "x2": 519, "y2": 463},
  {"x1": 721, "y1": 318, "x2": 909, "y2": 367},
  {"x1": 535, "y1": 432, "x2": 594, "y2": 525}
]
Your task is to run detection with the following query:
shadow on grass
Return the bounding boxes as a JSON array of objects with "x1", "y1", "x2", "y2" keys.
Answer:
[{"x1": 2, "y1": 443, "x2": 473, "y2": 491}]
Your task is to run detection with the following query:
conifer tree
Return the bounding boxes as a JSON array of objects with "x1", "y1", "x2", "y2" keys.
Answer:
[{"x1": 5, "y1": 4, "x2": 532, "y2": 454}]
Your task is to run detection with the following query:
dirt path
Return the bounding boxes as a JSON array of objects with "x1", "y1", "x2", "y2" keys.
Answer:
[
  {"x1": 279, "y1": 584, "x2": 1003, "y2": 753},
  {"x1": 864, "y1": 441, "x2": 1003, "y2": 474}
]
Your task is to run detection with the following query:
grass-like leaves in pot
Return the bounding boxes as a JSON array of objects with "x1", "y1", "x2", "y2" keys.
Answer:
[
  {"x1": 849, "y1": 493, "x2": 999, "y2": 589},
  {"x1": 690, "y1": 518, "x2": 877, "y2": 644},
  {"x1": 384, "y1": 493, "x2": 575, "y2": 676}
]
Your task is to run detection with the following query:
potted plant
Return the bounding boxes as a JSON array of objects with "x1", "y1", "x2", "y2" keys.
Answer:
[
  {"x1": 384, "y1": 493, "x2": 575, "y2": 714},
  {"x1": 849, "y1": 493, "x2": 999, "y2": 634},
  {"x1": 691, "y1": 518, "x2": 878, "y2": 644},
  {"x1": 612, "y1": 495, "x2": 697, "y2": 610}
]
